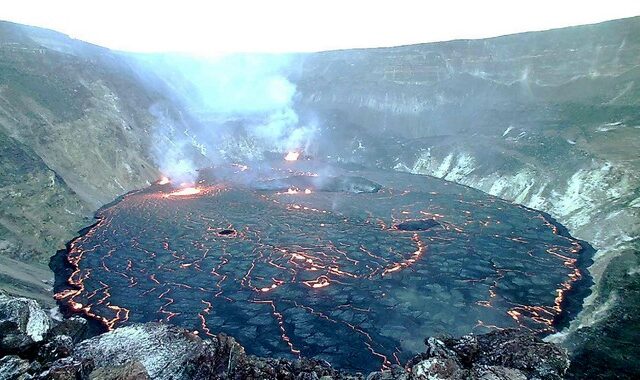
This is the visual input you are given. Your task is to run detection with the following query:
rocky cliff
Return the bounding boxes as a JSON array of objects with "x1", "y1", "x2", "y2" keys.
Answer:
[{"x1": 0, "y1": 21, "x2": 187, "y2": 301}]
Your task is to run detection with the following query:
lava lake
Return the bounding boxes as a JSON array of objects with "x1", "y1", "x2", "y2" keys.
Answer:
[{"x1": 53, "y1": 161, "x2": 592, "y2": 372}]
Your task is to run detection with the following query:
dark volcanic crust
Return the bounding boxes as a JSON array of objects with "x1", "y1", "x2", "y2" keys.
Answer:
[{"x1": 51, "y1": 162, "x2": 592, "y2": 372}]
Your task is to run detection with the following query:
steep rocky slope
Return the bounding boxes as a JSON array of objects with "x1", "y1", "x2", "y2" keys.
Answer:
[
  {"x1": 0, "y1": 21, "x2": 186, "y2": 299},
  {"x1": 0, "y1": 130, "x2": 84, "y2": 304}
]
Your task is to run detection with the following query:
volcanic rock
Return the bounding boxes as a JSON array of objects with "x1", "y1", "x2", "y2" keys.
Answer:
[
  {"x1": 470, "y1": 366, "x2": 527, "y2": 380},
  {"x1": 406, "y1": 338, "x2": 466, "y2": 380},
  {"x1": 443, "y1": 329, "x2": 569, "y2": 379},
  {"x1": 41, "y1": 356, "x2": 94, "y2": 380},
  {"x1": 87, "y1": 361, "x2": 150, "y2": 380},
  {"x1": 0, "y1": 292, "x2": 51, "y2": 356},
  {"x1": 37, "y1": 335, "x2": 73, "y2": 363},
  {"x1": 59, "y1": 323, "x2": 563, "y2": 380},
  {"x1": 409, "y1": 329, "x2": 569, "y2": 380},
  {"x1": 365, "y1": 365, "x2": 408, "y2": 380},
  {"x1": 0, "y1": 355, "x2": 30, "y2": 380},
  {"x1": 46, "y1": 316, "x2": 89, "y2": 343},
  {"x1": 69, "y1": 323, "x2": 210, "y2": 379},
  {"x1": 66, "y1": 324, "x2": 356, "y2": 380},
  {"x1": 0, "y1": 293, "x2": 51, "y2": 341}
]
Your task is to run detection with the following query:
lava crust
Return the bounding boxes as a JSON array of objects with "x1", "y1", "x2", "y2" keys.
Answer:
[{"x1": 54, "y1": 162, "x2": 590, "y2": 372}]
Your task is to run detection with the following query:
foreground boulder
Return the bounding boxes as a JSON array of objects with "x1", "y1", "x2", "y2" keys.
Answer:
[
  {"x1": 68, "y1": 323, "x2": 211, "y2": 379},
  {"x1": 0, "y1": 293, "x2": 51, "y2": 356}
]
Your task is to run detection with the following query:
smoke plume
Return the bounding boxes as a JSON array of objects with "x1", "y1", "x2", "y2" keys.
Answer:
[{"x1": 142, "y1": 53, "x2": 315, "y2": 183}]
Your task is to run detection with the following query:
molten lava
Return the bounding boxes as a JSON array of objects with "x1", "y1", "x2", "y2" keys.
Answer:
[
  {"x1": 53, "y1": 164, "x2": 590, "y2": 373},
  {"x1": 284, "y1": 151, "x2": 300, "y2": 161},
  {"x1": 157, "y1": 176, "x2": 170, "y2": 185},
  {"x1": 167, "y1": 187, "x2": 201, "y2": 197}
]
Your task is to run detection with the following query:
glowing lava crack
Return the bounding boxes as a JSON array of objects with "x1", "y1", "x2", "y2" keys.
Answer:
[{"x1": 53, "y1": 163, "x2": 591, "y2": 372}]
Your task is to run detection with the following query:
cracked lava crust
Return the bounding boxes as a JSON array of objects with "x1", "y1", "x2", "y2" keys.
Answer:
[{"x1": 53, "y1": 160, "x2": 591, "y2": 372}]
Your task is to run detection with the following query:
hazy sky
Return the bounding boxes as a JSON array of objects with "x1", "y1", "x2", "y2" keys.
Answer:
[{"x1": 2, "y1": 0, "x2": 639, "y2": 55}]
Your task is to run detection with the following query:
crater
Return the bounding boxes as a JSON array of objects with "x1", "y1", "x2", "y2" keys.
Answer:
[{"x1": 53, "y1": 163, "x2": 591, "y2": 372}]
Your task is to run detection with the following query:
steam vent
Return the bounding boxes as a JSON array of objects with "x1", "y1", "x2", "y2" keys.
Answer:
[{"x1": 53, "y1": 161, "x2": 591, "y2": 372}]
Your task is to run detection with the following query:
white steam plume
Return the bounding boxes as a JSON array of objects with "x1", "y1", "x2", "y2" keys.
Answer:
[
  {"x1": 143, "y1": 53, "x2": 316, "y2": 182},
  {"x1": 149, "y1": 104, "x2": 201, "y2": 185}
]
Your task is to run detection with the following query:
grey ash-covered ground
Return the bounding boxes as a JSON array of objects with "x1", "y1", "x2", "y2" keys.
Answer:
[{"x1": 53, "y1": 160, "x2": 591, "y2": 372}]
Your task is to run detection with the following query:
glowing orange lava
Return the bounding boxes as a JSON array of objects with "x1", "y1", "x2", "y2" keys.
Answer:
[
  {"x1": 167, "y1": 187, "x2": 201, "y2": 197},
  {"x1": 157, "y1": 176, "x2": 170, "y2": 185},
  {"x1": 284, "y1": 151, "x2": 300, "y2": 161}
]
